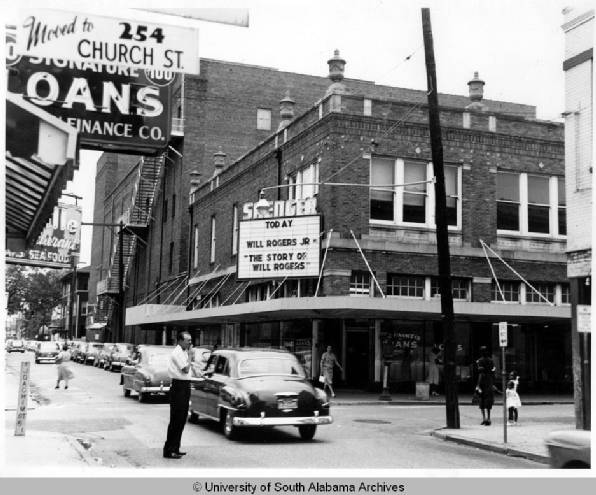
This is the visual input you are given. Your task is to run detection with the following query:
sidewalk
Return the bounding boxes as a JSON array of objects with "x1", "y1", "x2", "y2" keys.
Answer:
[{"x1": 331, "y1": 390, "x2": 575, "y2": 465}]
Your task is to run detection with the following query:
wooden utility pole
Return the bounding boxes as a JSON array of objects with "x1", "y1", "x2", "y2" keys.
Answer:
[{"x1": 421, "y1": 8, "x2": 460, "y2": 428}]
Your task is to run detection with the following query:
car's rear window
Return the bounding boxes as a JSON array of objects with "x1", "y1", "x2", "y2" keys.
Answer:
[
  {"x1": 146, "y1": 352, "x2": 170, "y2": 366},
  {"x1": 237, "y1": 357, "x2": 305, "y2": 378}
]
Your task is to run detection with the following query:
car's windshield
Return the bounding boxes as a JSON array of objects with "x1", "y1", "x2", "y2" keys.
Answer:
[
  {"x1": 237, "y1": 357, "x2": 306, "y2": 378},
  {"x1": 115, "y1": 344, "x2": 130, "y2": 353},
  {"x1": 39, "y1": 342, "x2": 58, "y2": 351}
]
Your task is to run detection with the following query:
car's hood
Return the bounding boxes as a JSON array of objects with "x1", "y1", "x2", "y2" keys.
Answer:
[{"x1": 545, "y1": 430, "x2": 591, "y2": 449}]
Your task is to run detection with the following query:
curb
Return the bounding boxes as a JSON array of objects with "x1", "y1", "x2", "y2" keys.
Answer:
[{"x1": 431, "y1": 429, "x2": 550, "y2": 464}]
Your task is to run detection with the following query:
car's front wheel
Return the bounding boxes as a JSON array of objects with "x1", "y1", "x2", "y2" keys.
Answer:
[
  {"x1": 298, "y1": 425, "x2": 317, "y2": 441},
  {"x1": 222, "y1": 409, "x2": 238, "y2": 440},
  {"x1": 123, "y1": 386, "x2": 130, "y2": 397}
]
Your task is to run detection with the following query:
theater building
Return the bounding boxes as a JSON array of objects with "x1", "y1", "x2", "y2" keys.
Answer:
[{"x1": 121, "y1": 52, "x2": 571, "y2": 393}]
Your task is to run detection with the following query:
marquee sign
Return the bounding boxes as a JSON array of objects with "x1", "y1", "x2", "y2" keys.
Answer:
[
  {"x1": 5, "y1": 202, "x2": 82, "y2": 268},
  {"x1": 237, "y1": 215, "x2": 321, "y2": 280},
  {"x1": 7, "y1": 25, "x2": 177, "y2": 154},
  {"x1": 15, "y1": 8, "x2": 200, "y2": 74}
]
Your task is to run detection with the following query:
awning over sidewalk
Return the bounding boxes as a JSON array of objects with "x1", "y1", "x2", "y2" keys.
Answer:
[
  {"x1": 126, "y1": 296, "x2": 571, "y2": 327},
  {"x1": 5, "y1": 92, "x2": 79, "y2": 251}
]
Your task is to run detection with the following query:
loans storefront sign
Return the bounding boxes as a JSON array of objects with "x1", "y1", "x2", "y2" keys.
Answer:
[
  {"x1": 15, "y1": 8, "x2": 200, "y2": 74},
  {"x1": 5, "y1": 202, "x2": 82, "y2": 268},
  {"x1": 7, "y1": 27, "x2": 177, "y2": 153},
  {"x1": 238, "y1": 198, "x2": 321, "y2": 280}
]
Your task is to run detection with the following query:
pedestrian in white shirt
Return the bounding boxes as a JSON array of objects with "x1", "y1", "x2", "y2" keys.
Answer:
[{"x1": 163, "y1": 331, "x2": 192, "y2": 459}]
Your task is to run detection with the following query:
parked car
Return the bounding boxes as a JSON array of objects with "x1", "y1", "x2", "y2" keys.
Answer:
[
  {"x1": 121, "y1": 345, "x2": 172, "y2": 402},
  {"x1": 545, "y1": 430, "x2": 591, "y2": 469},
  {"x1": 7, "y1": 339, "x2": 26, "y2": 353},
  {"x1": 72, "y1": 341, "x2": 87, "y2": 363},
  {"x1": 35, "y1": 341, "x2": 61, "y2": 364},
  {"x1": 105, "y1": 343, "x2": 133, "y2": 371},
  {"x1": 189, "y1": 347, "x2": 332, "y2": 441},
  {"x1": 94, "y1": 343, "x2": 114, "y2": 367},
  {"x1": 84, "y1": 343, "x2": 105, "y2": 365}
]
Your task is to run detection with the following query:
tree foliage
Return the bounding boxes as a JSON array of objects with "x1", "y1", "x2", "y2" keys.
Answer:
[{"x1": 5, "y1": 266, "x2": 64, "y2": 336}]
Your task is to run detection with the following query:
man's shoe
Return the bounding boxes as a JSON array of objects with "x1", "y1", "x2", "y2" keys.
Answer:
[
  {"x1": 175, "y1": 451, "x2": 187, "y2": 456},
  {"x1": 163, "y1": 452, "x2": 182, "y2": 459}
]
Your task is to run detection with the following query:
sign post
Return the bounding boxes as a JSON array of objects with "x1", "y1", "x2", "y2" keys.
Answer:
[
  {"x1": 498, "y1": 321, "x2": 508, "y2": 444},
  {"x1": 15, "y1": 361, "x2": 31, "y2": 436}
]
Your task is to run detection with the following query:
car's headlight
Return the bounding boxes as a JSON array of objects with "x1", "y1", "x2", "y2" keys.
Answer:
[{"x1": 224, "y1": 387, "x2": 248, "y2": 409}]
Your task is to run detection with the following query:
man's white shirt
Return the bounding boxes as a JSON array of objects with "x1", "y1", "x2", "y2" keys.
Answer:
[{"x1": 168, "y1": 345, "x2": 191, "y2": 380}]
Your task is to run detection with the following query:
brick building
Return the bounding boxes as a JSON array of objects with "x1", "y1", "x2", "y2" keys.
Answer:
[
  {"x1": 121, "y1": 52, "x2": 571, "y2": 393},
  {"x1": 561, "y1": 7, "x2": 593, "y2": 428}
]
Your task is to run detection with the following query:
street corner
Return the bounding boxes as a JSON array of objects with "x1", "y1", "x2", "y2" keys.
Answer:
[{"x1": 4, "y1": 429, "x2": 94, "y2": 471}]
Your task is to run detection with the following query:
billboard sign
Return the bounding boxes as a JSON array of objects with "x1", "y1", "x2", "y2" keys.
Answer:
[
  {"x1": 237, "y1": 215, "x2": 321, "y2": 280},
  {"x1": 5, "y1": 202, "x2": 82, "y2": 268},
  {"x1": 7, "y1": 26, "x2": 177, "y2": 154},
  {"x1": 15, "y1": 8, "x2": 200, "y2": 74}
]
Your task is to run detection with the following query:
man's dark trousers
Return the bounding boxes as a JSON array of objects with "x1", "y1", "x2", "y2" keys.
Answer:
[{"x1": 164, "y1": 379, "x2": 190, "y2": 455}]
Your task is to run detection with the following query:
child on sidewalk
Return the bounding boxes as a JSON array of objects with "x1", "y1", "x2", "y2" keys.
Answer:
[{"x1": 506, "y1": 372, "x2": 521, "y2": 425}]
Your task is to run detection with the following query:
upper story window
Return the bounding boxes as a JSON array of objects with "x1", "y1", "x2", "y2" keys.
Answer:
[
  {"x1": 489, "y1": 115, "x2": 497, "y2": 132},
  {"x1": 193, "y1": 225, "x2": 199, "y2": 269},
  {"x1": 256, "y1": 108, "x2": 272, "y2": 131},
  {"x1": 497, "y1": 171, "x2": 566, "y2": 237},
  {"x1": 387, "y1": 274, "x2": 424, "y2": 298},
  {"x1": 363, "y1": 99, "x2": 372, "y2": 116},
  {"x1": 492, "y1": 281, "x2": 520, "y2": 303},
  {"x1": 370, "y1": 157, "x2": 461, "y2": 229},
  {"x1": 430, "y1": 277, "x2": 470, "y2": 301},
  {"x1": 232, "y1": 204, "x2": 239, "y2": 256},
  {"x1": 168, "y1": 242, "x2": 174, "y2": 274},
  {"x1": 210, "y1": 216, "x2": 216, "y2": 263},
  {"x1": 289, "y1": 162, "x2": 319, "y2": 200},
  {"x1": 350, "y1": 271, "x2": 371, "y2": 296},
  {"x1": 560, "y1": 283, "x2": 570, "y2": 304},
  {"x1": 162, "y1": 198, "x2": 168, "y2": 223},
  {"x1": 526, "y1": 282, "x2": 555, "y2": 304}
]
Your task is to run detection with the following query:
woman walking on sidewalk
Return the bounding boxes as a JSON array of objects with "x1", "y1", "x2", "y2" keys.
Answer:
[
  {"x1": 475, "y1": 346, "x2": 496, "y2": 425},
  {"x1": 320, "y1": 345, "x2": 342, "y2": 398},
  {"x1": 55, "y1": 344, "x2": 74, "y2": 389}
]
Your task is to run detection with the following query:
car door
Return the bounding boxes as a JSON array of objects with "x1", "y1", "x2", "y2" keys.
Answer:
[
  {"x1": 208, "y1": 355, "x2": 230, "y2": 417},
  {"x1": 192, "y1": 354, "x2": 218, "y2": 418}
]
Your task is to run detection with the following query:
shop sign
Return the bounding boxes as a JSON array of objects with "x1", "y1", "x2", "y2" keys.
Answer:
[
  {"x1": 242, "y1": 197, "x2": 317, "y2": 220},
  {"x1": 15, "y1": 8, "x2": 200, "y2": 74},
  {"x1": 7, "y1": 26, "x2": 177, "y2": 153},
  {"x1": 498, "y1": 321, "x2": 508, "y2": 347},
  {"x1": 5, "y1": 202, "x2": 81, "y2": 268},
  {"x1": 577, "y1": 305, "x2": 591, "y2": 333},
  {"x1": 237, "y1": 215, "x2": 321, "y2": 280}
]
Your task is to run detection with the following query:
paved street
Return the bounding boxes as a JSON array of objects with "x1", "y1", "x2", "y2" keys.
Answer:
[{"x1": 4, "y1": 352, "x2": 551, "y2": 470}]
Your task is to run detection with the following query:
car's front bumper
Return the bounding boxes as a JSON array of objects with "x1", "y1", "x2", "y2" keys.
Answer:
[
  {"x1": 36, "y1": 356, "x2": 57, "y2": 362},
  {"x1": 140, "y1": 385, "x2": 170, "y2": 394},
  {"x1": 233, "y1": 414, "x2": 333, "y2": 427}
]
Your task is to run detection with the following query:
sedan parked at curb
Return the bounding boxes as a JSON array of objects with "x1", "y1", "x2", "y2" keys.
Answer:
[
  {"x1": 545, "y1": 430, "x2": 591, "y2": 469},
  {"x1": 121, "y1": 345, "x2": 172, "y2": 402},
  {"x1": 189, "y1": 348, "x2": 332, "y2": 441},
  {"x1": 94, "y1": 343, "x2": 114, "y2": 368},
  {"x1": 7, "y1": 339, "x2": 26, "y2": 353},
  {"x1": 35, "y1": 341, "x2": 60, "y2": 363},
  {"x1": 84, "y1": 343, "x2": 105, "y2": 365},
  {"x1": 105, "y1": 343, "x2": 133, "y2": 371}
]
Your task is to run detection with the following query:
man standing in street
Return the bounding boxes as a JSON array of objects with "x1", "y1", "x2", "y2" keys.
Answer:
[{"x1": 163, "y1": 331, "x2": 193, "y2": 459}]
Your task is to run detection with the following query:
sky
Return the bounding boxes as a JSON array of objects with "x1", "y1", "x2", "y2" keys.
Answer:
[{"x1": 7, "y1": 0, "x2": 572, "y2": 265}]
